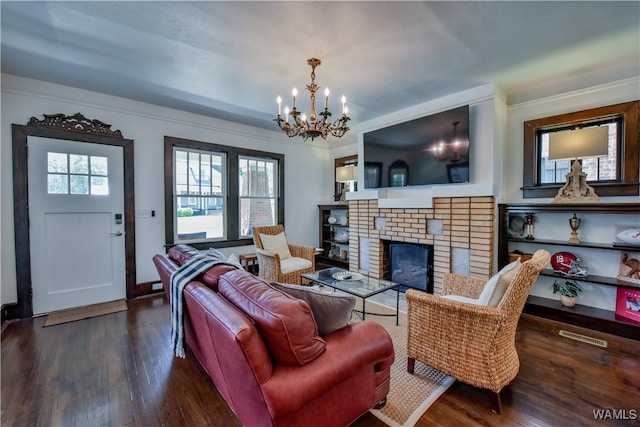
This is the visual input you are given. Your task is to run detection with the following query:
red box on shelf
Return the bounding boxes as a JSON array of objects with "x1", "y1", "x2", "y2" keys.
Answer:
[{"x1": 615, "y1": 287, "x2": 640, "y2": 323}]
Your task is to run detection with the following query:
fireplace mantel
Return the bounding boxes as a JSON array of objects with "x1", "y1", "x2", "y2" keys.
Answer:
[{"x1": 346, "y1": 183, "x2": 493, "y2": 208}]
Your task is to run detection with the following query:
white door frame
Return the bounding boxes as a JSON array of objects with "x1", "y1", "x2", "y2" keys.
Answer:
[{"x1": 10, "y1": 113, "x2": 137, "y2": 319}]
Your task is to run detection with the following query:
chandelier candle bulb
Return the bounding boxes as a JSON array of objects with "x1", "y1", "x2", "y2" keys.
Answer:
[
  {"x1": 277, "y1": 96, "x2": 282, "y2": 116},
  {"x1": 292, "y1": 87, "x2": 297, "y2": 108},
  {"x1": 284, "y1": 107, "x2": 289, "y2": 123}
]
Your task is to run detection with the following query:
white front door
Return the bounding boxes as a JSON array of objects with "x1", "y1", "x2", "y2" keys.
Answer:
[{"x1": 28, "y1": 136, "x2": 126, "y2": 315}]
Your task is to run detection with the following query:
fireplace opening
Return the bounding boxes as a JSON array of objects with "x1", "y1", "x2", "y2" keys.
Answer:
[{"x1": 385, "y1": 241, "x2": 434, "y2": 294}]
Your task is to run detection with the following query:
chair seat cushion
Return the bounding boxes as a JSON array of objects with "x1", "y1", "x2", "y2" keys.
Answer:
[
  {"x1": 259, "y1": 232, "x2": 292, "y2": 259},
  {"x1": 271, "y1": 282, "x2": 356, "y2": 335},
  {"x1": 218, "y1": 269, "x2": 326, "y2": 366},
  {"x1": 280, "y1": 256, "x2": 313, "y2": 274}
]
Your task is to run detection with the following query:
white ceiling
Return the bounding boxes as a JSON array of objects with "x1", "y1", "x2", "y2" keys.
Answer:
[{"x1": 2, "y1": 1, "x2": 638, "y2": 133}]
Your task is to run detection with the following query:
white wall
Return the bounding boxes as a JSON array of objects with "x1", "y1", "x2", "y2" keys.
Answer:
[{"x1": 1, "y1": 74, "x2": 331, "y2": 305}]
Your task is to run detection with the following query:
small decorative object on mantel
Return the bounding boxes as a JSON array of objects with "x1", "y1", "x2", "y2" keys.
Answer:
[
  {"x1": 568, "y1": 213, "x2": 581, "y2": 244},
  {"x1": 552, "y1": 279, "x2": 583, "y2": 307},
  {"x1": 524, "y1": 214, "x2": 536, "y2": 240}
]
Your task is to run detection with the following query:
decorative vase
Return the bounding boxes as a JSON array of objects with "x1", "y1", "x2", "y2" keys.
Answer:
[{"x1": 560, "y1": 295, "x2": 577, "y2": 307}]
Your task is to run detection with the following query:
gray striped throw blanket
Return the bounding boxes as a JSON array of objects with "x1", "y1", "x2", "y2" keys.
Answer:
[{"x1": 170, "y1": 255, "x2": 239, "y2": 358}]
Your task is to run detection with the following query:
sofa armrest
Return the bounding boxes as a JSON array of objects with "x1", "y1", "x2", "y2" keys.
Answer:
[
  {"x1": 152, "y1": 254, "x2": 178, "y2": 297},
  {"x1": 260, "y1": 320, "x2": 394, "y2": 416}
]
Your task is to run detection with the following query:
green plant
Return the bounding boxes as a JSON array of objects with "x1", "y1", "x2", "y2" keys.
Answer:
[
  {"x1": 177, "y1": 207, "x2": 194, "y2": 217},
  {"x1": 552, "y1": 279, "x2": 583, "y2": 298}
]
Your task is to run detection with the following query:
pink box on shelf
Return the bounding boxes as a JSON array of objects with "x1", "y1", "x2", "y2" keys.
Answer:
[{"x1": 615, "y1": 287, "x2": 640, "y2": 323}]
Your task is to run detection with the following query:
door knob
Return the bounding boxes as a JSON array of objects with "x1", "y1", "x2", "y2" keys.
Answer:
[{"x1": 111, "y1": 231, "x2": 123, "y2": 236}]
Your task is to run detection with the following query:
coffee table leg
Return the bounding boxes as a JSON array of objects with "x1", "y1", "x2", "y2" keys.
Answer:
[
  {"x1": 362, "y1": 298, "x2": 366, "y2": 321},
  {"x1": 396, "y1": 288, "x2": 400, "y2": 326}
]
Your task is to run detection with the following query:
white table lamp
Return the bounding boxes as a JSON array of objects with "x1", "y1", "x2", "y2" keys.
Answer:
[{"x1": 548, "y1": 126, "x2": 609, "y2": 203}]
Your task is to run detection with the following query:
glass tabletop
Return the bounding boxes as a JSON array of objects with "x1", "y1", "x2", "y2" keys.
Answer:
[{"x1": 301, "y1": 267, "x2": 399, "y2": 298}]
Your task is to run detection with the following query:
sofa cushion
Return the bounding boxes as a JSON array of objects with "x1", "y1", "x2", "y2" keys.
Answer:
[
  {"x1": 201, "y1": 264, "x2": 238, "y2": 290},
  {"x1": 271, "y1": 282, "x2": 356, "y2": 335},
  {"x1": 218, "y1": 270, "x2": 326, "y2": 365},
  {"x1": 259, "y1": 232, "x2": 292, "y2": 259}
]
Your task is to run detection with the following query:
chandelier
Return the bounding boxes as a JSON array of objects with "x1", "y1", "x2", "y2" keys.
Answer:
[
  {"x1": 275, "y1": 58, "x2": 350, "y2": 141},
  {"x1": 431, "y1": 121, "x2": 466, "y2": 163}
]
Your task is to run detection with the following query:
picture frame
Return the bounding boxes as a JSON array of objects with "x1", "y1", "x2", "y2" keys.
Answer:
[
  {"x1": 364, "y1": 162, "x2": 382, "y2": 189},
  {"x1": 617, "y1": 251, "x2": 640, "y2": 285},
  {"x1": 615, "y1": 287, "x2": 640, "y2": 323}
]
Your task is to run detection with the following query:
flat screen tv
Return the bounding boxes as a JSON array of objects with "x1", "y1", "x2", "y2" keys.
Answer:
[{"x1": 363, "y1": 105, "x2": 470, "y2": 189}]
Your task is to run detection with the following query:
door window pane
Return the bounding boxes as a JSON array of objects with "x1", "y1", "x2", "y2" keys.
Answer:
[
  {"x1": 48, "y1": 152, "x2": 68, "y2": 173},
  {"x1": 70, "y1": 154, "x2": 89, "y2": 174},
  {"x1": 47, "y1": 174, "x2": 68, "y2": 194},
  {"x1": 47, "y1": 152, "x2": 109, "y2": 195}
]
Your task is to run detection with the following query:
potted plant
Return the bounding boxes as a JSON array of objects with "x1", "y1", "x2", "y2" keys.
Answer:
[{"x1": 552, "y1": 279, "x2": 583, "y2": 307}]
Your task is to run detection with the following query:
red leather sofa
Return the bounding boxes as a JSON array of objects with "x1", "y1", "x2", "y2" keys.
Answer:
[{"x1": 153, "y1": 245, "x2": 395, "y2": 427}]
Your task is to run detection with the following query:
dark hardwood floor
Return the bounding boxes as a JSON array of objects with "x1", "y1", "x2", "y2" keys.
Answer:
[{"x1": 2, "y1": 294, "x2": 638, "y2": 427}]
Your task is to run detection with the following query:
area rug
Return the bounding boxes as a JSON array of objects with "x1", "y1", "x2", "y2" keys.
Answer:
[
  {"x1": 357, "y1": 301, "x2": 455, "y2": 427},
  {"x1": 43, "y1": 299, "x2": 128, "y2": 327}
]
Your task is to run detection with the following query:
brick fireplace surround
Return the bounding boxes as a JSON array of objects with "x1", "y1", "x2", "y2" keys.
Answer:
[{"x1": 347, "y1": 196, "x2": 495, "y2": 295}]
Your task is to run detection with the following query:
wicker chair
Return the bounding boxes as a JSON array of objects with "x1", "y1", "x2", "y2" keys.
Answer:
[
  {"x1": 406, "y1": 249, "x2": 551, "y2": 413},
  {"x1": 252, "y1": 225, "x2": 315, "y2": 284}
]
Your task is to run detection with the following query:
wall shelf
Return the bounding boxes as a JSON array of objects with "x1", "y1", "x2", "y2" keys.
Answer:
[
  {"x1": 498, "y1": 203, "x2": 640, "y2": 341},
  {"x1": 317, "y1": 204, "x2": 350, "y2": 270}
]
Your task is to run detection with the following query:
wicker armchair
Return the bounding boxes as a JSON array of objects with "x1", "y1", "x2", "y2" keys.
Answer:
[
  {"x1": 252, "y1": 225, "x2": 315, "y2": 284},
  {"x1": 406, "y1": 249, "x2": 551, "y2": 413}
]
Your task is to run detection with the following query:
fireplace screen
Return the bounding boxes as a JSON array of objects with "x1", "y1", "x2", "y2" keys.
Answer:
[{"x1": 389, "y1": 243, "x2": 433, "y2": 293}]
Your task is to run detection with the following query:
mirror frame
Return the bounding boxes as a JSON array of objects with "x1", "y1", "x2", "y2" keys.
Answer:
[{"x1": 10, "y1": 113, "x2": 136, "y2": 319}]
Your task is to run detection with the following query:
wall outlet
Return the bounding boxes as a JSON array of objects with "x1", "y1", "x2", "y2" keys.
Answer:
[
  {"x1": 152, "y1": 282, "x2": 163, "y2": 291},
  {"x1": 135, "y1": 209, "x2": 153, "y2": 218}
]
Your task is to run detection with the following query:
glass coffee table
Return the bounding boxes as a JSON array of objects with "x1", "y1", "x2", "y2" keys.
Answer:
[{"x1": 300, "y1": 267, "x2": 400, "y2": 325}]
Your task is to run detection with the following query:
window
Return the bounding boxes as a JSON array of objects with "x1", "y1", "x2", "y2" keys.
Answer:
[
  {"x1": 239, "y1": 156, "x2": 278, "y2": 237},
  {"x1": 538, "y1": 120, "x2": 619, "y2": 185},
  {"x1": 47, "y1": 152, "x2": 109, "y2": 195},
  {"x1": 523, "y1": 101, "x2": 639, "y2": 198},
  {"x1": 165, "y1": 136, "x2": 284, "y2": 248}
]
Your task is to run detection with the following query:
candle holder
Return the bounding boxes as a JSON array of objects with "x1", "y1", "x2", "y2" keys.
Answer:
[
  {"x1": 524, "y1": 214, "x2": 536, "y2": 240},
  {"x1": 568, "y1": 213, "x2": 581, "y2": 244}
]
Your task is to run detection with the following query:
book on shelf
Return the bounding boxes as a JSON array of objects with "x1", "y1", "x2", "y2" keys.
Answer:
[{"x1": 615, "y1": 287, "x2": 640, "y2": 323}]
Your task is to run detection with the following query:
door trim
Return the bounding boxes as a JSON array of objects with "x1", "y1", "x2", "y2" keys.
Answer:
[{"x1": 10, "y1": 113, "x2": 136, "y2": 319}]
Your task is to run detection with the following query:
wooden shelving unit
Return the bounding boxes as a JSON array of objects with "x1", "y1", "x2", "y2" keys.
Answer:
[
  {"x1": 498, "y1": 203, "x2": 640, "y2": 340},
  {"x1": 317, "y1": 204, "x2": 350, "y2": 270}
]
